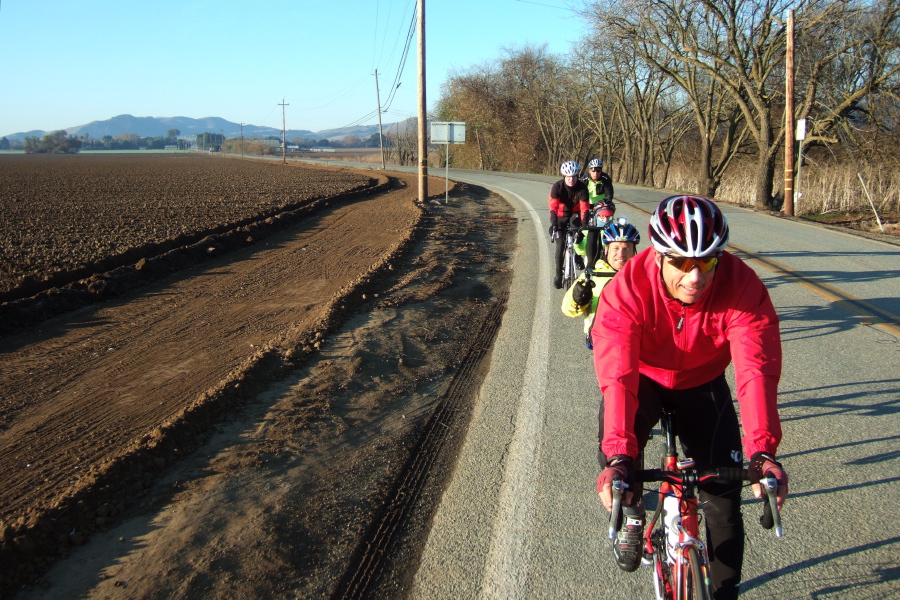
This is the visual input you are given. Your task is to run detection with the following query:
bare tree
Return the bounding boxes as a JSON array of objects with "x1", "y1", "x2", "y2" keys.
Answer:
[
  {"x1": 794, "y1": 0, "x2": 900, "y2": 151},
  {"x1": 435, "y1": 46, "x2": 579, "y2": 174},
  {"x1": 394, "y1": 118, "x2": 419, "y2": 166},
  {"x1": 576, "y1": 38, "x2": 692, "y2": 187},
  {"x1": 586, "y1": 0, "x2": 801, "y2": 207},
  {"x1": 584, "y1": 0, "x2": 899, "y2": 208},
  {"x1": 435, "y1": 65, "x2": 524, "y2": 171},
  {"x1": 584, "y1": 2, "x2": 749, "y2": 197}
]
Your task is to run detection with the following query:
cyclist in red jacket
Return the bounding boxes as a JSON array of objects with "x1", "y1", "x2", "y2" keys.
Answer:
[
  {"x1": 549, "y1": 160, "x2": 590, "y2": 288},
  {"x1": 592, "y1": 196, "x2": 789, "y2": 600}
]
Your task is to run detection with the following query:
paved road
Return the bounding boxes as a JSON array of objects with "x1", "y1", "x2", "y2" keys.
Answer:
[
  {"x1": 415, "y1": 169, "x2": 900, "y2": 600},
  {"x1": 300, "y1": 161, "x2": 900, "y2": 598}
]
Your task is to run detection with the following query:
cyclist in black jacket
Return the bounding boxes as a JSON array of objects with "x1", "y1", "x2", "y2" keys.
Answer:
[{"x1": 549, "y1": 160, "x2": 589, "y2": 289}]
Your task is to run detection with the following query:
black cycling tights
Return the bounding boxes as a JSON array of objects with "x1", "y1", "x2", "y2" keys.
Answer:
[
  {"x1": 553, "y1": 215, "x2": 575, "y2": 278},
  {"x1": 598, "y1": 373, "x2": 744, "y2": 600},
  {"x1": 585, "y1": 229, "x2": 602, "y2": 270}
]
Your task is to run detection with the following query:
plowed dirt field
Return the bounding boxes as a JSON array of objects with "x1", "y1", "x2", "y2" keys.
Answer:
[{"x1": 0, "y1": 154, "x2": 516, "y2": 599}]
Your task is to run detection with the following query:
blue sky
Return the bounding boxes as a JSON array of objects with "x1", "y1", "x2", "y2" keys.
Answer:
[{"x1": 0, "y1": 0, "x2": 584, "y2": 137}]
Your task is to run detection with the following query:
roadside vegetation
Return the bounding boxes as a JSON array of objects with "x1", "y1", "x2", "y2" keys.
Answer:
[{"x1": 435, "y1": 0, "x2": 900, "y2": 223}]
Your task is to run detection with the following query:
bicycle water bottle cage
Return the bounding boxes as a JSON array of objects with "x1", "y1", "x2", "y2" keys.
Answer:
[{"x1": 677, "y1": 458, "x2": 696, "y2": 470}]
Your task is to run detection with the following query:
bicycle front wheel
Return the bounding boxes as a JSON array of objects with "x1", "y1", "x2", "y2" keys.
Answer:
[
  {"x1": 683, "y1": 546, "x2": 712, "y2": 600},
  {"x1": 563, "y1": 248, "x2": 576, "y2": 289}
]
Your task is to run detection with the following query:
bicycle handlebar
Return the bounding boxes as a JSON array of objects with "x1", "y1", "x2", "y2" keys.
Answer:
[
  {"x1": 610, "y1": 470, "x2": 783, "y2": 537},
  {"x1": 551, "y1": 224, "x2": 584, "y2": 234},
  {"x1": 635, "y1": 467, "x2": 749, "y2": 484}
]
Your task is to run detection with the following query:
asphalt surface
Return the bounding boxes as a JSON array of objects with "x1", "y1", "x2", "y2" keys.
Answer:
[{"x1": 300, "y1": 161, "x2": 900, "y2": 599}]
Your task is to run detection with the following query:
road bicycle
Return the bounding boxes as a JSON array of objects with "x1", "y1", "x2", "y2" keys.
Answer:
[
  {"x1": 550, "y1": 224, "x2": 582, "y2": 290},
  {"x1": 610, "y1": 408, "x2": 783, "y2": 600},
  {"x1": 552, "y1": 206, "x2": 616, "y2": 291},
  {"x1": 579, "y1": 206, "x2": 614, "y2": 272}
]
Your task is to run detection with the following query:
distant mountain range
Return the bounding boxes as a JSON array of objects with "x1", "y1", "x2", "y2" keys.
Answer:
[{"x1": 2, "y1": 114, "x2": 400, "y2": 142}]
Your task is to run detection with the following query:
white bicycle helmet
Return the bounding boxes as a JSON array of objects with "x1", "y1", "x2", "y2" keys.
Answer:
[
  {"x1": 588, "y1": 158, "x2": 603, "y2": 169},
  {"x1": 649, "y1": 195, "x2": 729, "y2": 257},
  {"x1": 560, "y1": 160, "x2": 579, "y2": 176}
]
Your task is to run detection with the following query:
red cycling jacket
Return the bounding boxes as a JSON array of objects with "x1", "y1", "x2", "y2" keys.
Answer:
[
  {"x1": 591, "y1": 248, "x2": 783, "y2": 460},
  {"x1": 549, "y1": 179, "x2": 590, "y2": 220}
]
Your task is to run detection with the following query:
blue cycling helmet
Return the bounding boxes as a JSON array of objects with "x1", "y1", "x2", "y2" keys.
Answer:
[
  {"x1": 602, "y1": 217, "x2": 641, "y2": 245},
  {"x1": 588, "y1": 158, "x2": 603, "y2": 169}
]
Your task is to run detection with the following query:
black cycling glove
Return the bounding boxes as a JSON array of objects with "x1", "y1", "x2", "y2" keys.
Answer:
[
  {"x1": 572, "y1": 279, "x2": 595, "y2": 306},
  {"x1": 748, "y1": 452, "x2": 785, "y2": 484}
]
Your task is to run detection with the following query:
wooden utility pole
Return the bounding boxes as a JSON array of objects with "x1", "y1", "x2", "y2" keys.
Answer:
[
  {"x1": 240, "y1": 122, "x2": 244, "y2": 159},
  {"x1": 279, "y1": 99, "x2": 289, "y2": 163},
  {"x1": 417, "y1": 0, "x2": 427, "y2": 202},
  {"x1": 784, "y1": 10, "x2": 795, "y2": 216},
  {"x1": 375, "y1": 69, "x2": 386, "y2": 169}
]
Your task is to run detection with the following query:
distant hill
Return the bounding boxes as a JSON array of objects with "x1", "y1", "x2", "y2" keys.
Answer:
[{"x1": 1, "y1": 114, "x2": 401, "y2": 143}]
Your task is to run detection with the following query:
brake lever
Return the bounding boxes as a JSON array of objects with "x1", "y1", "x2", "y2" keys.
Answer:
[
  {"x1": 759, "y1": 475, "x2": 783, "y2": 537},
  {"x1": 609, "y1": 479, "x2": 626, "y2": 540}
]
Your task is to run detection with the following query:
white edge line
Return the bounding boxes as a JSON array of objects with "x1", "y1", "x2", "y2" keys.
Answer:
[{"x1": 477, "y1": 185, "x2": 551, "y2": 599}]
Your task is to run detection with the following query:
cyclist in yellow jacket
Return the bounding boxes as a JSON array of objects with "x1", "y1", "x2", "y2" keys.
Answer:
[{"x1": 562, "y1": 217, "x2": 640, "y2": 349}]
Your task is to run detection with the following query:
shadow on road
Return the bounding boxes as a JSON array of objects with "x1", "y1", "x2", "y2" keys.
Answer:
[{"x1": 740, "y1": 535, "x2": 900, "y2": 596}]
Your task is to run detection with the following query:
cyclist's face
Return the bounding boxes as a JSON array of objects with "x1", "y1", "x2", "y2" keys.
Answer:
[
  {"x1": 605, "y1": 242, "x2": 635, "y2": 271},
  {"x1": 657, "y1": 252, "x2": 716, "y2": 304},
  {"x1": 564, "y1": 175, "x2": 577, "y2": 186},
  {"x1": 589, "y1": 167, "x2": 602, "y2": 180}
]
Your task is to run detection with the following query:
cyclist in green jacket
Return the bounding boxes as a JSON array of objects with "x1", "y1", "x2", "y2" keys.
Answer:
[{"x1": 582, "y1": 158, "x2": 616, "y2": 270}]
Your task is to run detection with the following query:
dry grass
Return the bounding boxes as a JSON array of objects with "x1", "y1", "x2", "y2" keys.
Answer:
[{"x1": 660, "y1": 158, "x2": 900, "y2": 217}]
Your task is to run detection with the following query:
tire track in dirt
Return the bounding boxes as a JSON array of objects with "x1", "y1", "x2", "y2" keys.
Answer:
[{"x1": 334, "y1": 288, "x2": 509, "y2": 599}]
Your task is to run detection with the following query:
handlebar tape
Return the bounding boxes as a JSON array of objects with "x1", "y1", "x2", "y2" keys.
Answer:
[
  {"x1": 635, "y1": 468, "x2": 750, "y2": 483},
  {"x1": 708, "y1": 467, "x2": 750, "y2": 481}
]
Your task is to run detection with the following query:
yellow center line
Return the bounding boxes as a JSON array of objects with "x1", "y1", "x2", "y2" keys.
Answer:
[
  {"x1": 730, "y1": 246, "x2": 900, "y2": 337},
  {"x1": 619, "y1": 199, "x2": 900, "y2": 338}
]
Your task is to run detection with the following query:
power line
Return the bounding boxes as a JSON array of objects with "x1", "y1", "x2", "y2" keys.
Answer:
[
  {"x1": 381, "y1": 2, "x2": 417, "y2": 112},
  {"x1": 326, "y1": 109, "x2": 382, "y2": 135},
  {"x1": 375, "y1": 0, "x2": 398, "y2": 68},
  {"x1": 372, "y1": 0, "x2": 380, "y2": 72},
  {"x1": 378, "y1": 0, "x2": 415, "y2": 75},
  {"x1": 319, "y1": 0, "x2": 415, "y2": 137},
  {"x1": 292, "y1": 74, "x2": 371, "y2": 111}
]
